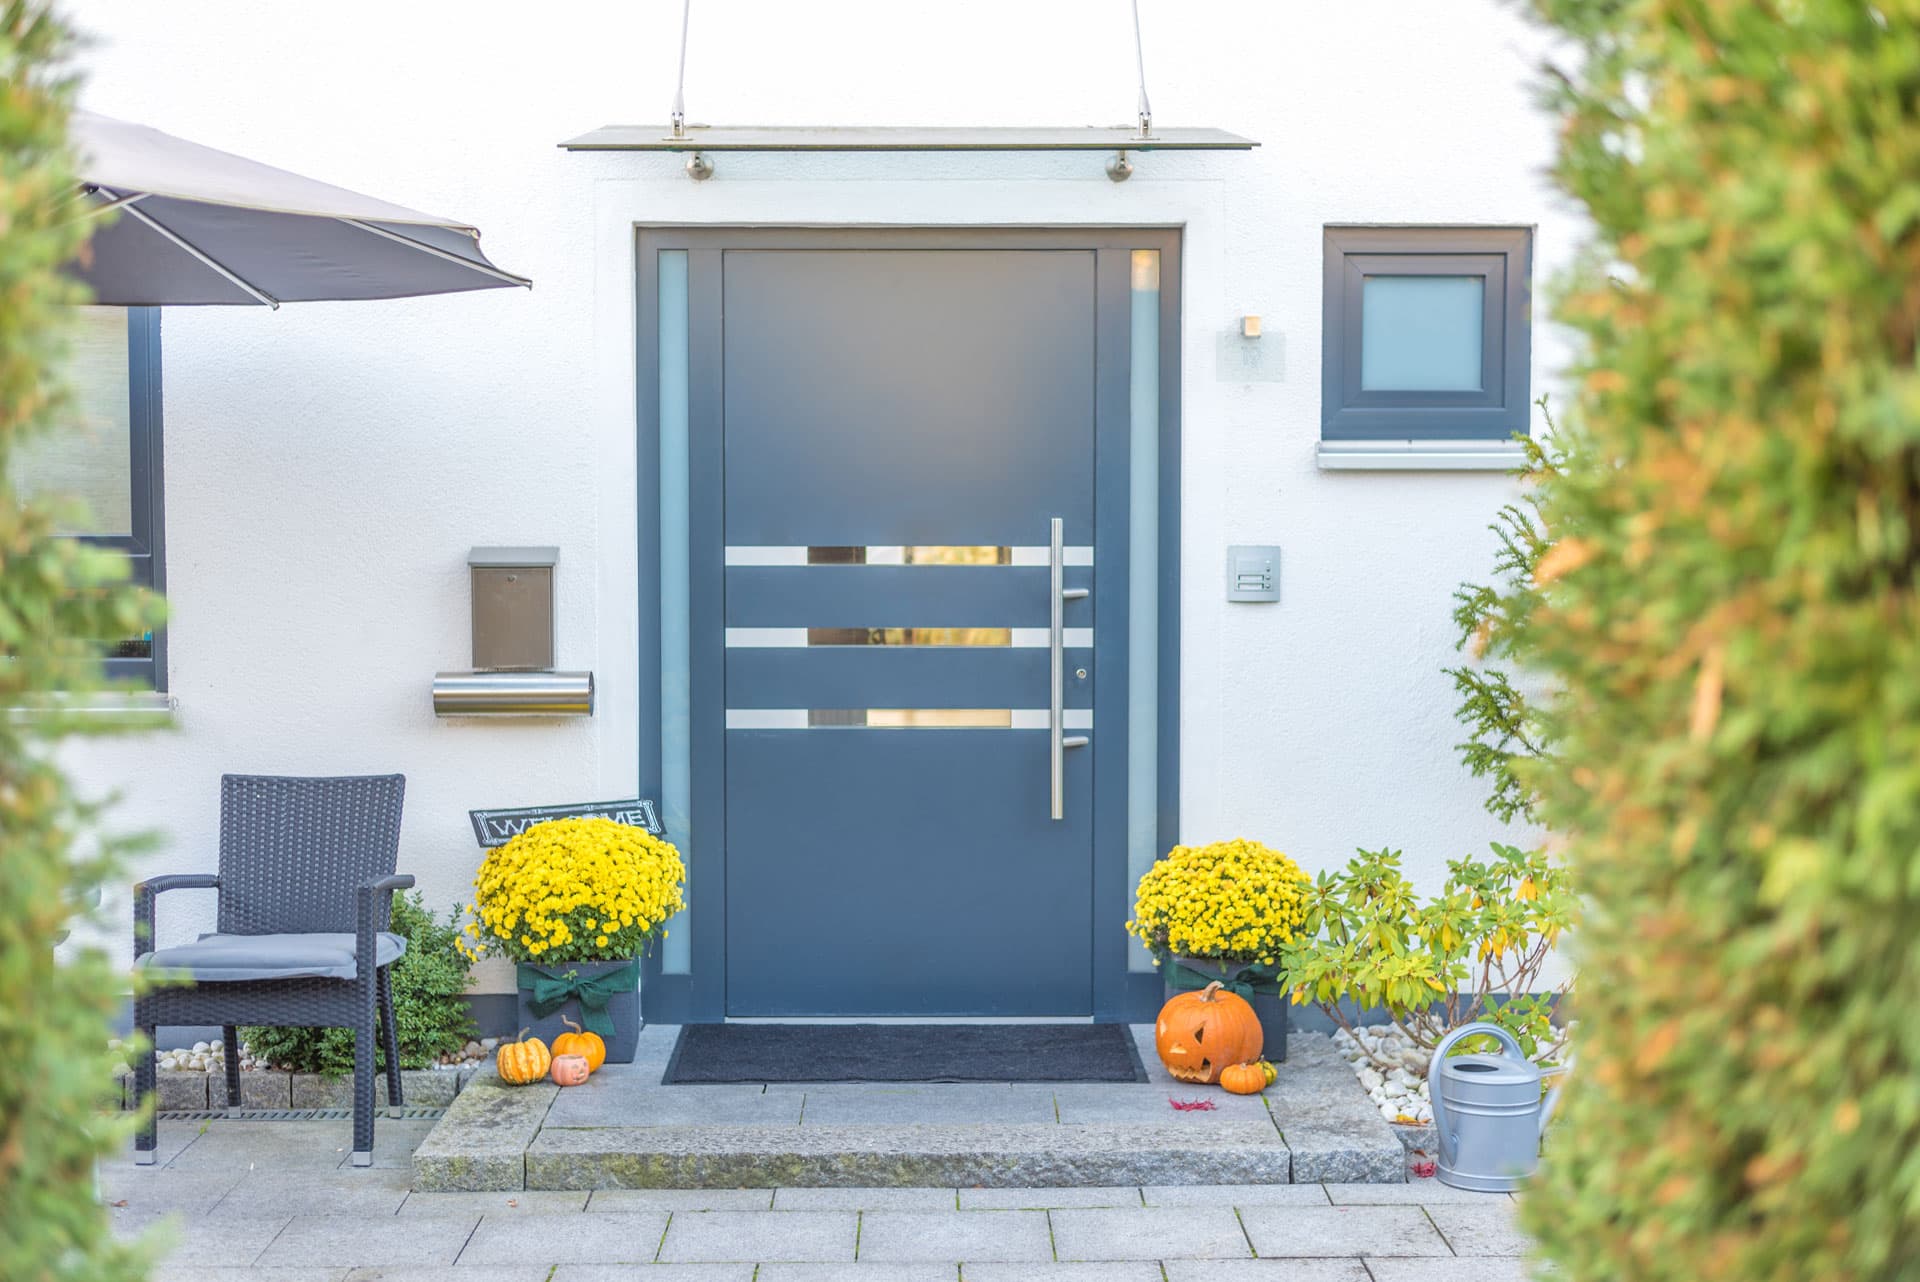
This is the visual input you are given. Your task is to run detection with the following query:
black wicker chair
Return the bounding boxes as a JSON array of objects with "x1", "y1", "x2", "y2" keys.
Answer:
[{"x1": 132, "y1": 774, "x2": 411, "y2": 1166}]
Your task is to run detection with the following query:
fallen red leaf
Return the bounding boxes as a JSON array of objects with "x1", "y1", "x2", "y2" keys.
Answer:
[{"x1": 1168, "y1": 1097, "x2": 1218, "y2": 1111}]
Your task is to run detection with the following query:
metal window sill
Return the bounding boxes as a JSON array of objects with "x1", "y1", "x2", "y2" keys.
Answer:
[
  {"x1": 1316, "y1": 440, "x2": 1529, "y2": 472},
  {"x1": 6, "y1": 690, "x2": 176, "y2": 721}
]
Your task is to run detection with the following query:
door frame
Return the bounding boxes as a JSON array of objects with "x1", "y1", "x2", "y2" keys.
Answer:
[{"x1": 636, "y1": 226, "x2": 1182, "y2": 1024}]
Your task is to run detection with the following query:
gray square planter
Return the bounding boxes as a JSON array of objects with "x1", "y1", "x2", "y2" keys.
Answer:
[{"x1": 514, "y1": 958, "x2": 641, "y2": 1064}]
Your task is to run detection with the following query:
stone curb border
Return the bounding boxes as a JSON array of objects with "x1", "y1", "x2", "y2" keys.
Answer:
[{"x1": 117, "y1": 1066, "x2": 482, "y2": 1114}]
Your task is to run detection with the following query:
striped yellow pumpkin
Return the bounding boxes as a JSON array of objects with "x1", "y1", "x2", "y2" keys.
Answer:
[{"x1": 496, "y1": 1029, "x2": 552, "y2": 1085}]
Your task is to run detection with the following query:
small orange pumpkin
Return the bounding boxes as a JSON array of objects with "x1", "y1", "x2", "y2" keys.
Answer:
[
  {"x1": 551, "y1": 1015, "x2": 607, "y2": 1073},
  {"x1": 496, "y1": 1029, "x2": 552, "y2": 1085},
  {"x1": 549, "y1": 1053, "x2": 592, "y2": 1087},
  {"x1": 1219, "y1": 1062, "x2": 1268, "y2": 1095},
  {"x1": 1154, "y1": 981, "x2": 1265, "y2": 1084}
]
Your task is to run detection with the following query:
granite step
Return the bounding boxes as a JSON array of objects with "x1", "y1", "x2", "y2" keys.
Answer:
[
  {"x1": 522, "y1": 1122, "x2": 1295, "y2": 1189},
  {"x1": 409, "y1": 1028, "x2": 1406, "y2": 1191}
]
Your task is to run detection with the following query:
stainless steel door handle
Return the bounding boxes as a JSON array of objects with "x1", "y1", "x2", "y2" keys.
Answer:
[{"x1": 1050, "y1": 518, "x2": 1089, "y2": 820}]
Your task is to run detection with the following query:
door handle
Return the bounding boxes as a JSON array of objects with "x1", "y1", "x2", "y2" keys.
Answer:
[{"x1": 1050, "y1": 518, "x2": 1089, "y2": 820}]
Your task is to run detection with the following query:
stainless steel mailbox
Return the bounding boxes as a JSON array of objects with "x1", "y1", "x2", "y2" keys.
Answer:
[
  {"x1": 469, "y1": 546, "x2": 557, "y2": 671},
  {"x1": 433, "y1": 546, "x2": 592, "y2": 717}
]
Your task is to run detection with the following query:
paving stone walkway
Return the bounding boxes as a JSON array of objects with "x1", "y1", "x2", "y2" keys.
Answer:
[{"x1": 109, "y1": 1117, "x2": 1545, "y2": 1281}]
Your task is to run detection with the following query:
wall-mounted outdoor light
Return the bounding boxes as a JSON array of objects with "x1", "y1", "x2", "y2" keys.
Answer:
[{"x1": 432, "y1": 546, "x2": 594, "y2": 717}]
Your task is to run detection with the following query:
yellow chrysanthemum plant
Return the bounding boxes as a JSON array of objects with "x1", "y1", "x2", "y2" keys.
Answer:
[
  {"x1": 460, "y1": 816, "x2": 685, "y2": 1062},
  {"x1": 1126, "y1": 838, "x2": 1312, "y2": 999}
]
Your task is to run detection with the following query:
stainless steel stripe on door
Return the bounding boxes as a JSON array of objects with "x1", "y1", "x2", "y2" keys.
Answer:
[
  {"x1": 725, "y1": 708, "x2": 1094, "y2": 730},
  {"x1": 1050, "y1": 517, "x2": 1092, "y2": 821},
  {"x1": 725, "y1": 545, "x2": 1093, "y2": 567},
  {"x1": 725, "y1": 627, "x2": 1092, "y2": 648}
]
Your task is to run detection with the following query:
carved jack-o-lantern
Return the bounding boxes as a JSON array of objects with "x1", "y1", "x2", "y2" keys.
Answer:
[{"x1": 1154, "y1": 981, "x2": 1264, "y2": 1084}]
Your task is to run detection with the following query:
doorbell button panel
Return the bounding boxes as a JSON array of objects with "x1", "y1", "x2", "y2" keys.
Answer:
[{"x1": 1226, "y1": 545, "x2": 1280, "y2": 602}]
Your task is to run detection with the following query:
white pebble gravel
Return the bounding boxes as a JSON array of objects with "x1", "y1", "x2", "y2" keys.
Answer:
[{"x1": 1332, "y1": 1019, "x2": 1569, "y2": 1126}]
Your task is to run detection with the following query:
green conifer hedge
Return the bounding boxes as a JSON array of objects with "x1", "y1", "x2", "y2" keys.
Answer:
[
  {"x1": 1520, "y1": 2, "x2": 1920, "y2": 1278},
  {"x1": 0, "y1": 5, "x2": 166, "y2": 1281}
]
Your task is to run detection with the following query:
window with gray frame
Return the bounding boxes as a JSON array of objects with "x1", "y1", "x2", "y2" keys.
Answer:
[
  {"x1": 12, "y1": 306, "x2": 166, "y2": 688},
  {"x1": 1321, "y1": 227, "x2": 1532, "y2": 442}
]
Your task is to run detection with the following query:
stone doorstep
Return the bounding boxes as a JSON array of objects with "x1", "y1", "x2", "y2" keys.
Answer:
[{"x1": 524, "y1": 1122, "x2": 1296, "y2": 1191}]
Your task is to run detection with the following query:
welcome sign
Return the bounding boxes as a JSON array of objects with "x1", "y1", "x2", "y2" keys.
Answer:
[{"x1": 469, "y1": 798, "x2": 662, "y2": 847}]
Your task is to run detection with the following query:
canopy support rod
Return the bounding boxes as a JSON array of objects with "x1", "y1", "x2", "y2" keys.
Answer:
[
  {"x1": 671, "y1": 0, "x2": 692, "y2": 138},
  {"x1": 120, "y1": 198, "x2": 280, "y2": 308},
  {"x1": 1130, "y1": 0, "x2": 1153, "y2": 137},
  {"x1": 340, "y1": 220, "x2": 533, "y2": 288},
  {"x1": 76, "y1": 186, "x2": 147, "y2": 218}
]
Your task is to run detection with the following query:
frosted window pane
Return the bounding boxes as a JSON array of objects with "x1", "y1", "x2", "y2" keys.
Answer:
[
  {"x1": 1128, "y1": 251, "x2": 1159, "y2": 973},
  {"x1": 659, "y1": 250, "x2": 692, "y2": 975},
  {"x1": 14, "y1": 307, "x2": 131, "y2": 534},
  {"x1": 1360, "y1": 275, "x2": 1483, "y2": 391}
]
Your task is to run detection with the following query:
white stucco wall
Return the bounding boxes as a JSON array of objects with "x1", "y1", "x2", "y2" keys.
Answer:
[{"x1": 63, "y1": 0, "x2": 1576, "y2": 993}]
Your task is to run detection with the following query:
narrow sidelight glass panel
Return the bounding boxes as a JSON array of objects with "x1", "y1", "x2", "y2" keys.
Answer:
[
  {"x1": 659, "y1": 249, "x2": 692, "y2": 975},
  {"x1": 1360, "y1": 275, "x2": 1484, "y2": 391},
  {"x1": 1129, "y1": 250, "x2": 1160, "y2": 973}
]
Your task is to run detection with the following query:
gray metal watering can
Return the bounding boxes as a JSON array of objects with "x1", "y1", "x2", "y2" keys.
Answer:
[{"x1": 1428, "y1": 1021, "x2": 1566, "y2": 1193}]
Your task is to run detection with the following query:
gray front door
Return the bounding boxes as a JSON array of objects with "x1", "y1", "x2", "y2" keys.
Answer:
[{"x1": 643, "y1": 228, "x2": 1179, "y2": 1021}]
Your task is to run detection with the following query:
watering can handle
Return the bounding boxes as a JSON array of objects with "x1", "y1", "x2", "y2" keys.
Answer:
[{"x1": 1426, "y1": 1022, "x2": 1524, "y2": 1151}]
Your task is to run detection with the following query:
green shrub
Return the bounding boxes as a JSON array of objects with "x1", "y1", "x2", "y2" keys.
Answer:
[
  {"x1": 1517, "y1": 2, "x2": 1920, "y2": 1278},
  {"x1": 244, "y1": 894, "x2": 475, "y2": 1075},
  {"x1": 0, "y1": 6, "x2": 167, "y2": 1281},
  {"x1": 1281, "y1": 843, "x2": 1573, "y2": 1073}
]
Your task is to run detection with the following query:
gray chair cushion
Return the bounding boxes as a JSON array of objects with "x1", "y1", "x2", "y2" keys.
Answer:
[{"x1": 136, "y1": 931, "x2": 405, "y2": 981}]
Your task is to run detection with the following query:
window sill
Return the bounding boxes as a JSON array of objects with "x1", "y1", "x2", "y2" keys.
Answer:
[
  {"x1": 6, "y1": 690, "x2": 176, "y2": 721},
  {"x1": 1316, "y1": 439, "x2": 1528, "y2": 472}
]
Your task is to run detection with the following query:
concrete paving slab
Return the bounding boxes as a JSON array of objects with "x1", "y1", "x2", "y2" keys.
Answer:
[
  {"x1": 1050, "y1": 1206, "x2": 1255, "y2": 1260},
  {"x1": 589, "y1": 1188, "x2": 776, "y2": 1211},
  {"x1": 957, "y1": 1186, "x2": 1140, "y2": 1208},
  {"x1": 151, "y1": 1269, "x2": 346, "y2": 1282},
  {"x1": 411, "y1": 1081, "x2": 556, "y2": 1192},
  {"x1": 210, "y1": 1169, "x2": 412, "y2": 1218},
  {"x1": 525, "y1": 1123, "x2": 1292, "y2": 1190},
  {"x1": 117, "y1": 1119, "x2": 204, "y2": 1167},
  {"x1": 111, "y1": 1212, "x2": 293, "y2": 1266},
  {"x1": 552, "y1": 1268, "x2": 752, "y2": 1282},
  {"x1": 359, "y1": 1121, "x2": 440, "y2": 1169},
  {"x1": 758, "y1": 1267, "x2": 955, "y2": 1282},
  {"x1": 1365, "y1": 1264, "x2": 1550, "y2": 1282},
  {"x1": 1238, "y1": 1205, "x2": 1452, "y2": 1258},
  {"x1": 545, "y1": 1082, "x2": 801, "y2": 1127},
  {"x1": 397, "y1": 1190, "x2": 589, "y2": 1215},
  {"x1": 166, "y1": 1120, "x2": 365, "y2": 1172},
  {"x1": 775, "y1": 1186, "x2": 958, "y2": 1210},
  {"x1": 657, "y1": 1209, "x2": 858, "y2": 1263},
  {"x1": 855, "y1": 1210, "x2": 1053, "y2": 1263},
  {"x1": 458, "y1": 1209, "x2": 669, "y2": 1263},
  {"x1": 1426, "y1": 1203, "x2": 1532, "y2": 1256},
  {"x1": 967, "y1": 1266, "x2": 1164, "y2": 1282},
  {"x1": 1142, "y1": 1183, "x2": 1332, "y2": 1207},
  {"x1": 1326, "y1": 1180, "x2": 1508, "y2": 1205},
  {"x1": 99, "y1": 1168, "x2": 240, "y2": 1217},
  {"x1": 1128, "y1": 1023, "x2": 1180, "y2": 1086},
  {"x1": 799, "y1": 1085, "x2": 1059, "y2": 1126},
  {"x1": 342, "y1": 1270, "x2": 555, "y2": 1282},
  {"x1": 1051, "y1": 1085, "x2": 1276, "y2": 1126},
  {"x1": 1163, "y1": 1263, "x2": 1373, "y2": 1282},
  {"x1": 258, "y1": 1215, "x2": 480, "y2": 1268}
]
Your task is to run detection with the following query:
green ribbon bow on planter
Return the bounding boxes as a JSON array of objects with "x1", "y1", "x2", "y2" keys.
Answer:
[
  {"x1": 516, "y1": 960, "x2": 638, "y2": 1038},
  {"x1": 1156, "y1": 951, "x2": 1286, "y2": 999}
]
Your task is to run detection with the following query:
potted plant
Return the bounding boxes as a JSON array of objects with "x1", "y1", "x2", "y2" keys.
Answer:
[
  {"x1": 1127, "y1": 838, "x2": 1310, "y2": 1060},
  {"x1": 458, "y1": 816, "x2": 685, "y2": 1064}
]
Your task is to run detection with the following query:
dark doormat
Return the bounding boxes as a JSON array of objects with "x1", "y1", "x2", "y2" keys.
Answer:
[{"x1": 662, "y1": 1023, "x2": 1150, "y2": 1084}]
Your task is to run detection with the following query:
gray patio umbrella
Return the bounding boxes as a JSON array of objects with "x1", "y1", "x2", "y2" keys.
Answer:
[{"x1": 68, "y1": 111, "x2": 529, "y2": 307}]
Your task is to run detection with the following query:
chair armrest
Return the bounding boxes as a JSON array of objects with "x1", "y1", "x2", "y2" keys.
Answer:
[
  {"x1": 354, "y1": 874, "x2": 416, "y2": 978},
  {"x1": 133, "y1": 873, "x2": 220, "y2": 959}
]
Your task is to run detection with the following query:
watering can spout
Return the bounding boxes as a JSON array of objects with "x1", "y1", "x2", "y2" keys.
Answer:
[{"x1": 1538, "y1": 1053, "x2": 1572, "y2": 1137}]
